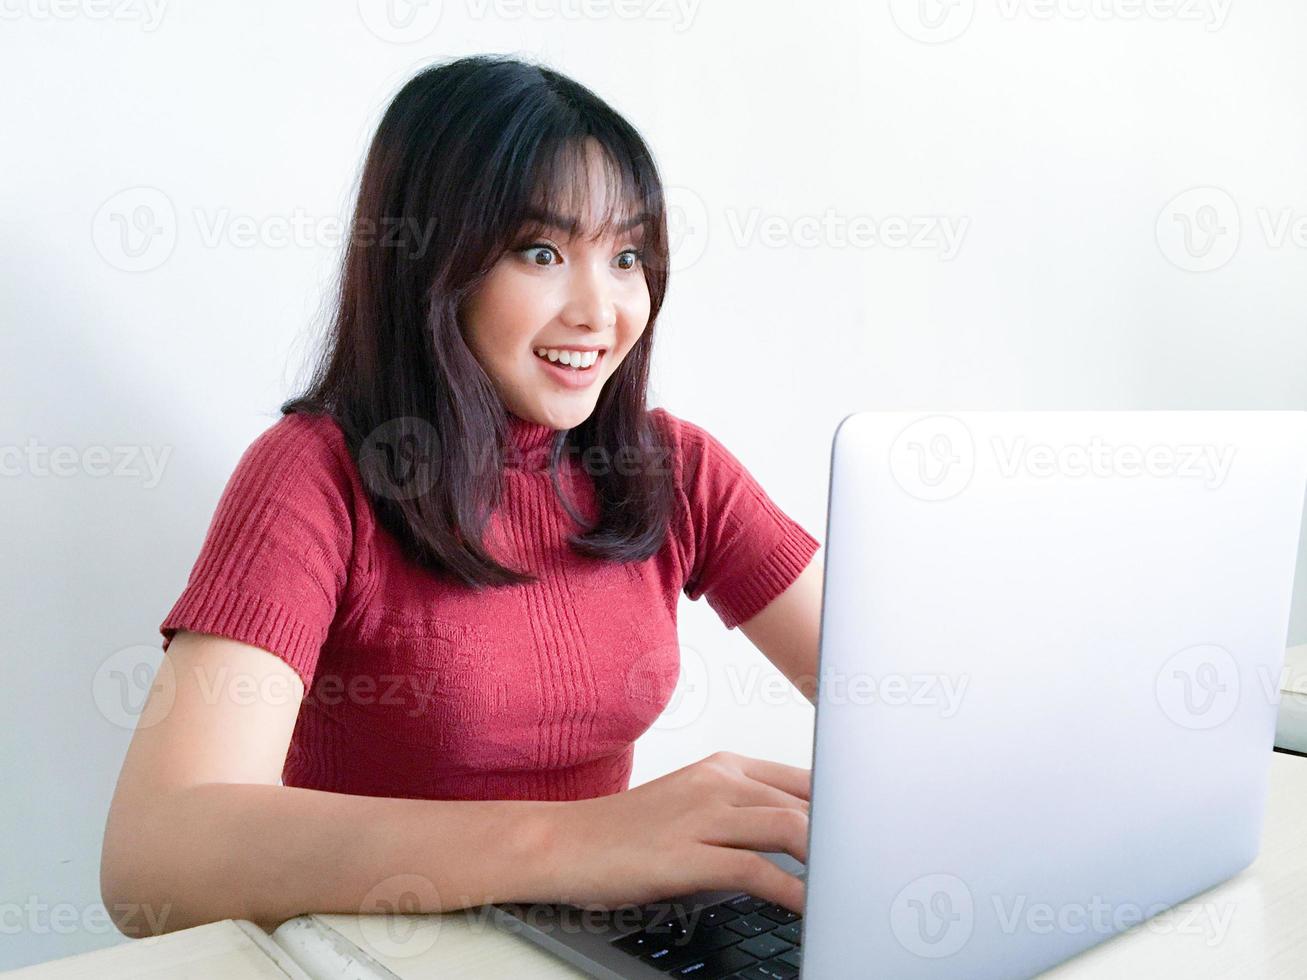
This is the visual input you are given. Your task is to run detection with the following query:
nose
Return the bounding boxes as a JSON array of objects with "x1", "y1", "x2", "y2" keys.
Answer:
[{"x1": 560, "y1": 256, "x2": 618, "y2": 333}]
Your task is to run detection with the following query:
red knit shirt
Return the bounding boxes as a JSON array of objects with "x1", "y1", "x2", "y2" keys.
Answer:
[{"x1": 159, "y1": 408, "x2": 820, "y2": 802}]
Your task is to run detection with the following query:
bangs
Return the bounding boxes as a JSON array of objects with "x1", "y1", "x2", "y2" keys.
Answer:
[{"x1": 510, "y1": 135, "x2": 658, "y2": 247}]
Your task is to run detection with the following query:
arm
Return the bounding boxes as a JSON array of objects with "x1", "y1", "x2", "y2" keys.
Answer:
[
  {"x1": 100, "y1": 630, "x2": 562, "y2": 937},
  {"x1": 737, "y1": 554, "x2": 824, "y2": 706}
]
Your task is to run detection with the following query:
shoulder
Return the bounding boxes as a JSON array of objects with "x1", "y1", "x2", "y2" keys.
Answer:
[
  {"x1": 249, "y1": 410, "x2": 349, "y2": 459},
  {"x1": 224, "y1": 410, "x2": 361, "y2": 516},
  {"x1": 648, "y1": 406, "x2": 715, "y2": 458},
  {"x1": 239, "y1": 411, "x2": 354, "y2": 477},
  {"x1": 647, "y1": 406, "x2": 745, "y2": 481}
]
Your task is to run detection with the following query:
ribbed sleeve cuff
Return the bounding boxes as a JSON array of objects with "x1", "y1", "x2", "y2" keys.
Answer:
[
  {"x1": 706, "y1": 523, "x2": 822, "y2": 630},
  {"x1": 159, "y1": 581, "x2": 326, "y2": 692}
]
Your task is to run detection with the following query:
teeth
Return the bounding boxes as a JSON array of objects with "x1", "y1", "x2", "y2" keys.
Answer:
[{"x1": 534, "y1": 348, "x2": 599, "y2": 369}]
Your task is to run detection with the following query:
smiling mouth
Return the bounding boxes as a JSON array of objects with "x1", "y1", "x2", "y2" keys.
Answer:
[{"x1": 533, "y1": 347, "x2": 603, "y2": 371}]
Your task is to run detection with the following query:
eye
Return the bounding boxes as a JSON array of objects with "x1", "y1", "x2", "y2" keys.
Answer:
[
  {"x1": 518, "y1": 242, "x2": 561, "y2": 267},
  {"x1": 616, "y1": 248, "x2": 643, "y2": 271}
]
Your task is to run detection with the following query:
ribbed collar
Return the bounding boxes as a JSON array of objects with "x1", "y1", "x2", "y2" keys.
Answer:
[{"x1": 504, "y1": 411, "x2": 561, "y2": 471}]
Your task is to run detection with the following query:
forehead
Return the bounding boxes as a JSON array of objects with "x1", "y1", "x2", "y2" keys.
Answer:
[{"x1": 522, "y1": 138, "x2": 650, "y2": 241}]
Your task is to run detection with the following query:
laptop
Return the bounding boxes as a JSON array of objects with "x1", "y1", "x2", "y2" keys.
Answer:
[{"x1": 488, "y1": 411, "x2": 1307, "y2": 979}]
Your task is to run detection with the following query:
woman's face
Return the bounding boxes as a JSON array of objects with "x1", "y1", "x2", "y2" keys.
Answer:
[{"x1": 461, "y1": 141, "x2": 652, "y2": 431}]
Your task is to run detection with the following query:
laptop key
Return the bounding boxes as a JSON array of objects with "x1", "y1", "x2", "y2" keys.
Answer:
[
  {"x1": 637, "y1": 942, "x2": 685, "y2": 968},
  {"x1": 772, "y1": 921, "x2": 802, "y2": 945},
  {"x1": 666, "y1": 945, "x2": 758, "y2": 979},
  {"x1": 612, "y1": 930, "x2": 668, "y2": 957},
  {"x1": 776, "y1": 948, "x2": 801, "y2": 969},
  {"x1": 637, "y1": 902, "x2": 697, "y2": 938},
  {"x1": 696, "y1": 904, "x2": 741, "y2": 928},
  {"x1": 757, "y1": 904, "x2": 800, "y2": 925},
  {"x1": 724, "y1": 912, "x2": 774, "y2": 937},
  {"x1": 724, "y1": 895, "x2": 768, "y2": 915},
  {"x1": 736, "y1": 934, "x2": 794, "y2": 960}
]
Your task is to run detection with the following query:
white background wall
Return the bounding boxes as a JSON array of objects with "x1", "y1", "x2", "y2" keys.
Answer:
[{"x1": 3, "y1": 0, "x2": 1306, "y2": 969}]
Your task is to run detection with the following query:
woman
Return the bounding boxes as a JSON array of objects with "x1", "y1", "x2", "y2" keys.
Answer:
[{"x1": 100, "y1": 53, "x2": 824, "y2": 937}]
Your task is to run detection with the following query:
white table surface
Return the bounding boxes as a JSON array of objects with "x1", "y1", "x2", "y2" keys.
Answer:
[{"x1": 2, "y1": 919, "x2": 311, "y2": 980}]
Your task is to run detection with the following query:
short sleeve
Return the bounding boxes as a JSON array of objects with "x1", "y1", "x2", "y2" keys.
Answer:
[
  {"x1": 656, "y1": 409, "x2": 822, "y2": 630},
  {"x1": 159, "y1": 412, "x2": 357, "y2": 690}
]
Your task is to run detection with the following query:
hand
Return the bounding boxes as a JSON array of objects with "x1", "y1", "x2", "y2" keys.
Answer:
[{"x1": 547, "y1": 751, "x2": 810, "y2": 915}]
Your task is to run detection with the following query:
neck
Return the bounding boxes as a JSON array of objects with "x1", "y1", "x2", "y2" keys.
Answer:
[{"x1": 504, "y1": 410, "x2": 560, "y2": 471}]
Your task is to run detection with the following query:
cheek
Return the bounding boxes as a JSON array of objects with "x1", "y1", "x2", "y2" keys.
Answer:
[
  {"x1": 621, "y1": 290, "x2": 651, "y2": 347},
  {"x1": 619, "y1": 279, "x2": 651, "y2": 329},
  {"x1": 466, "y1": 272, "x2": 543, "y2": 359}
]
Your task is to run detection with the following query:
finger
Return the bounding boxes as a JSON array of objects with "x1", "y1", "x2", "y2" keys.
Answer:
[
  {"x1": 731, "y1": 755, "x2": 812, "y2": 802},
  {"x1": 726, "y1": 776, "x2": 810, "y2": 814},
  {"x1": 701, "y1": 806, "x2": 810, "y2": 865},
  {"x1": 699, "y1": 846, "x2": 807, "y2": 915}
]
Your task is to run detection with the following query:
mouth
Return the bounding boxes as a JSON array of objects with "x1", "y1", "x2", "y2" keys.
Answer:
[{"x1": 533, "y1": 346, "x2": 606, "y2": 389}]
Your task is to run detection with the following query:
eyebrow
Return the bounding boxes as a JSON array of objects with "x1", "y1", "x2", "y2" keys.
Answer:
[{"x1": 521, "y1": 207, "x2": 650, "y2": 237}]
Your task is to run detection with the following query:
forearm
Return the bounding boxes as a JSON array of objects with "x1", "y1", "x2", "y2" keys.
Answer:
[{"x1": 102, "y1": 781, "x2": 564, "y2": 936}]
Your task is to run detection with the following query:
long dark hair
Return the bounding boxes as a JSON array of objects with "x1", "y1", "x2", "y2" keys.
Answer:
[{"x1": 282, "y1": 54, "x2": 675, "y2": 589}]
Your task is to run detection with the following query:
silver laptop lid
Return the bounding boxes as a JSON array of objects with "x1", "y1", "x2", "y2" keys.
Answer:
[{"x1": 803, "y1": 411, "x2": 1307, "y2": 979}]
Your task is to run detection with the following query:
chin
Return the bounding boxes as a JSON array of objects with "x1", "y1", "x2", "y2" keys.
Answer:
[
  {"x1": 542, "y1": 397, "x2": 600, "y2": 429},
  {"x1": 547, "y1": 404, "x2": 595, "y2": 429}
]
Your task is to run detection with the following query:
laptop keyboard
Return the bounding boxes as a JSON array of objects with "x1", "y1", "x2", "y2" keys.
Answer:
[{"x1": 609, "y1": 892, "x2": 803, "y2": 979}]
